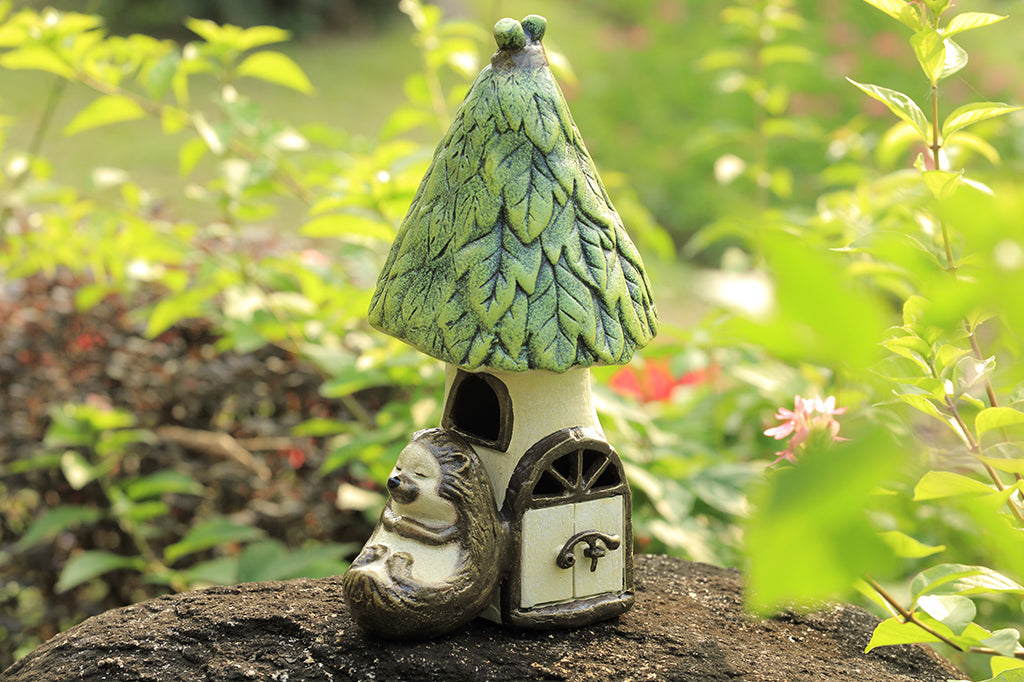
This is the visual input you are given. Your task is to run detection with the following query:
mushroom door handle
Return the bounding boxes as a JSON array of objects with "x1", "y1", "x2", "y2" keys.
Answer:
[{"x1": 556, "y1": 531, "x2": 621, "y2": 572}]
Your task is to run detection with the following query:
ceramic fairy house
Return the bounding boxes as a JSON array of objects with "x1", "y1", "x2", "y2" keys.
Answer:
[{"x1": 343, "y1": 14, "x2": 657, "y2": 638}]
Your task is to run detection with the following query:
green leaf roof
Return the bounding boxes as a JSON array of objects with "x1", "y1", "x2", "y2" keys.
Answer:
[{"x1": 369, "y1": 15, "x2": 657, "y2": 373}]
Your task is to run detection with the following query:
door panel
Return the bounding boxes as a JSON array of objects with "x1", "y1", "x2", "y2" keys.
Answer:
[
  {"x1": 521, "y1": 505, "x2": 574, "y2": 607},
  {"x1": 573, "y1": 496, "x2": 624, "y2": 598},
  {"x1": 520, "y1": 496, "x2": 624, "y2": 608}
]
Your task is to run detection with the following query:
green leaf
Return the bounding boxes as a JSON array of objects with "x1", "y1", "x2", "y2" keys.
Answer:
[
  {"x1": 882, "y1": 337, "x2": 932, "y2": 374},
  {"x1": 184, "y1": 17, "x2": 223, "y2": 44},
  {"x1": 902, "y1": 295, "x2": 930, "y2": 328},
  {"x1": 301, "y1": 213, "x2": 394, "y2": 241},
  {"x1": 123, "y1": 470, "x2": 204, "y2": 500},
  {"x1": 911, "y1": 563, "x2": 1024, "y2": 600},
  {"x1": 178, "y1": 557, "x2": 239, "y2": 586},
  {"x1": 143, "y1": 52, "x2": 179, "y2": 100},
  {"x1": 976, "y1": 455, "x2": 1024, "y2": 475},
  {"x1": 185, "y1": 19, "x2": 289, "y2": 51},
  {"x1": 991, "y1": 656, "x2": 1024, "y2": 677},
  {"x1": 916, "y1": 594, "x2": 976, "y2": 635},
  {"x1": 914, "y1": 471, "x2": 993, "y2": 500},
  {"x1": 878, "y1": 530, "x2": 945, "y2": 559},
  {"x1": 866, "y1": 617, "x2": 943, "y2": 651},
  {"x1": 63, "y1": 95, "x2": 147, "y2": 136},
  {"x1": 57, "y1": 551, "x2": 144, "y2": 592},
  {"x1": 976, "y1": 407, "x2": 1024, "y2": 438},
  {"x1": 236, "y1": 25, "x2": 291, "y2": 51},
  {"x1": 921, "y1": 169, "x2": 963, "y2": 200},
  {"x1": 861, "y1": 0, "x2": 924, "y2": 30},
  {"x1": 943, "y1": 103, "x2": 1024, "y2": 141},
  {"x1": 15, "y1": 505, "x2": 103, "y2": 549},
  {"x1": 896, "y1": 393, "x2": 945, "y2": 422},
  {"x1": 381, "y1": 104, "x2": 433, "y2": 139},
  {"x1": 987, "y1": 671, "x2": 1024, "y2": 682},
  {"x1": 948, "y1": 131, "x2": 1000, "y2": 164},
  {"x1": 236, "y1": 51, "x2": 313, "y2": 94},
  {"x1": 163, "y1": 518, "x2": 265, "y2": 565},
  {"x1": 0, "y1": 45, "x2": 75, "y2": 79},
  {"x1": 292, "y1": 418, "x2": 348, "y2": 437},
  {"x1": 983, "y1": 629, "x2": 1022, "y2": 659},
  {"x1": 179, "y1": 137, "x2": 207, "y2": 176},
  {"x1": 939, "y1": 39, "x2": 967, "y2": 81},
  {"x1": 759, "y1": 44, "x2": 814, "y2": 66},
  {"x1": 950, "y1": 355, "x2": 995, "y2": 398},
  {"x1": 745, "y1": 428, "x2": 901, "y2": 613},
  {"x1": 943, "y1": 12, "x2": 1006, "y2": 37},
  {"x1": 910, "y1": 28, "x2": 945, "y2": 84},
  {"x1": 121, "y1": 500, "x2": 170, "y2": 523},
  {"x1": 237, "y1": 540, "x2": 352, "y2": 582},
  {"x1": 161, "y1": 106, "x2": 189, "y2": 135},
  {"x1": 8, "y1": 452, "x2": 62, "y2": 474},
  {"x1": 847, "y1": 78, "x2": 929, "y2": 142}
]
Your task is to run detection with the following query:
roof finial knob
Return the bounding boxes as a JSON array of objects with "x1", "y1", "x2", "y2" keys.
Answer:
[
  {"x1": 494, "y1": 17, "x2": 526, "y2": 51},
  {"x1": 521, "y1": 15, "x2": 546, "y2": 43}
]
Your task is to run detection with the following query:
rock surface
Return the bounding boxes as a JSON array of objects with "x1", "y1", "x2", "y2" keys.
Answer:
[{"x1": 3, "y1": 555, "x2": 961, "y2": 682}]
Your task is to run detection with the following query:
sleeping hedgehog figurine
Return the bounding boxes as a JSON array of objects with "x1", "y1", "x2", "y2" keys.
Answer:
[{"x1": 342, "y1": 428, "x2": 505, "y2": 639}]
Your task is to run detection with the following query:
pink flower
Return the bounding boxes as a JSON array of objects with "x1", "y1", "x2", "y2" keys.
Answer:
[{"x1": 764, "y1": 395, "x2": 847, "y2": 465}]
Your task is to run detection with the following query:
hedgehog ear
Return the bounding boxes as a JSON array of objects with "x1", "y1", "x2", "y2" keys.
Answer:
[
  {"x1": 446, "y1": 451, "x2": 470, "y2": 476},
  {"x1": 411, "y1": 427, "x2": 434, "y2": 440}
]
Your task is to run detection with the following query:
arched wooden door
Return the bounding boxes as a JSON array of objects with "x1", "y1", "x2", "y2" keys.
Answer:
[{"x1": 501, "y1": 426, "x2": 634, "y2": 628}]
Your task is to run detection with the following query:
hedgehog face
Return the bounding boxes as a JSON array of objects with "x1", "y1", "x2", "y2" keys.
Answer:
[{"x1": 387, "y1": 441, "x2": 443, "y2": 509}]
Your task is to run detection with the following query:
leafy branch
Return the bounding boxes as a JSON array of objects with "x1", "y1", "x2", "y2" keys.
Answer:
[{"x1": 849, "y1": 1, "x2": 1024, "y2": 676}]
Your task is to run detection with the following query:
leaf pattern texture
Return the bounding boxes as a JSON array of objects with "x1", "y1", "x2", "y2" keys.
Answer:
[{"x1": 369, "y1": 41, "x2": 656, "y2": 372}]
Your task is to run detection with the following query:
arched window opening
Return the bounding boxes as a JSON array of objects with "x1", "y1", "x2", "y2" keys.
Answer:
[{"x1": 443, "y1": 370, "x2": 513, "y2": 451}]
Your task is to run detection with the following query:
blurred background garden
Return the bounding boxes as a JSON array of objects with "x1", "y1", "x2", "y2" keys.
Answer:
[{"x1": 2, "y1": 0, "x2": 1024, "y2": 678}]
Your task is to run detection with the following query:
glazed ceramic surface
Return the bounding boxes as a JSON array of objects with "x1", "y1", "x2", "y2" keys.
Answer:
[
  {"x1": 343, "y1": 14, "x2": 653, "y2": 639},
  {"x1": 368, "y1": 14, "x2": 657, "y2": 373}
]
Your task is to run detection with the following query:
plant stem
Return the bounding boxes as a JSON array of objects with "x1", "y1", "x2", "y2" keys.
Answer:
[
  {"x1": 924, "y1": 51, "x2": 1022, "y2": 517},
  {"x1": 967, "y1": 328, "x2": 1000, "y2": 409},
  {"x1": 944, "y1": 396, "x2": 1024, "y2": 523},
  {"x1": 0, "y1": 76, "x2": 69, "y2": 244},
  {"x1": 865, "y1": 577, "x2": 966, "y2": 652},
  {"x1": 867, "y1": 578, "x2": 1024, "y2": 659},
  {"x1": 973, "y1": 647, "x2": 1024, "y2": 659},
  {"x1": 929, "y1": 84, "x2": 959, "y2": 275},
  {"x1": 930, "y1": 83, "x2": 942, "y2": 171}
]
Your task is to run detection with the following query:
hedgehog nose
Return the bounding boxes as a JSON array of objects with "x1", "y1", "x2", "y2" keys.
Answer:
[{"x1": 387, "y1": 475, "x2": 401, "y2": 491}]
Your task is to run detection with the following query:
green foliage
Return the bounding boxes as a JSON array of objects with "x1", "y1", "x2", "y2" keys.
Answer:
[
  {"x1": 745, "y1": 429, "x2": 902, "y2": 613},
  {"x1": 10, "y1": 402, "x2": 355, "y2": 595},
  {"x1": 0, "y1": 1, "x2": 458, "y2": 661},
  {"x1": 699, "y1": 0, "x2": 1024, "y2": 677}
]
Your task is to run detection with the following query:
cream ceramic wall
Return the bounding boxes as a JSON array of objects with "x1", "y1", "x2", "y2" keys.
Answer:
[{"x1": 441, "y1": 364, "x2": 604, "y2": 508}]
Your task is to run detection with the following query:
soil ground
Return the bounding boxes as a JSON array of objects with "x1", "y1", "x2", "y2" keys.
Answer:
[{"x1": 2, "y1": 554, "x2": 962, "y2": 681}]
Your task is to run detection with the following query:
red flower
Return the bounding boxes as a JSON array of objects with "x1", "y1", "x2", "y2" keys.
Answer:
[
  {"x1": 609, "y1": 360, "x2": 715, "y2": 403},
  {"x1": 279, "y1": 447, "x2": 306, "y2": 470},
  {"x1": 72, "y1": 331, "x2": 105, "y2": 352}
]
